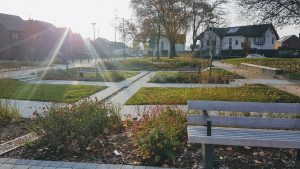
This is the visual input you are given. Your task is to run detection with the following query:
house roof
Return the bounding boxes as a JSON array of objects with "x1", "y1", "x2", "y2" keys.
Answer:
[
  {"x1": 0, "y1": 13, "x2": 25, "y2": 31},
  {"x1": 277, "y1": 35, "x2": 295, "y2": 43},
  {"x1": 198, "y1": 24, "x2": 279, "y2": 40},
  {"x1": 25, "y1": 20, "x2": 58, "y2": 34},
  {"x1": 113, "y1": 42, "x2": 128, "y2": 49}
]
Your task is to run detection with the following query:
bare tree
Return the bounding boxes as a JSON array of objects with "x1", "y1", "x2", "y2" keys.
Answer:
[
  {"x1": 131, "y1": 0, "x2": 192, "y2": 58},
  {"x1": 236, "y1": 0, "x2": 300, "y2": 26},
  {"x1": 130, "y1": 0, "x2": 162, "y2": 58},
  {"x1": 190, "y1": 0, "x2": 228, "y2": 57},
  {"x1": 241, "y1": 37, "x2": 251, "y2": 56}
]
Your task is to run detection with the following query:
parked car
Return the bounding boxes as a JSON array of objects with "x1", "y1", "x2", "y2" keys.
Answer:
[{"x1": 246, "y1": 54, "x2": 265, "y2": 58}]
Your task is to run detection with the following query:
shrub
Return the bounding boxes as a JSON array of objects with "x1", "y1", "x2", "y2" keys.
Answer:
[
  {"x1": 149, "y1": 68, "x2": 242, "y2": 84},
  {"x1": 32, "y1": 100, "x2": 122, "y2": 152},
  {"x1": 0, "y1": 100, "x2": 20, "y2": 126},
  {"x1": 40, "y1": 69, "x2": 78, "y2": 80},
  {"x1": 132, "y1": 107, "x2": 187, "y2": 164}
]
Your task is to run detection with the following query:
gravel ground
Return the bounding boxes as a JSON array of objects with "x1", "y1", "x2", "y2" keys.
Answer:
[
  {"x1": 0, "y1": 119, "x2": 33, "y2": 143},
  {"x1": 1, "y1": 131, "x2": 299, "y2": 169}
]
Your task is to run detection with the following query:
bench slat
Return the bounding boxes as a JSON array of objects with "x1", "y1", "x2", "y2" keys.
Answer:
[
  {"x1": 188, "y1": 114, "x2": 300, "y2": 130},
  {"x1": 188, "y1": 126, "x2": 300, "y2": 149},
  {"x1": 188, "y1": 101, "x2": 300, "y2": 114}
]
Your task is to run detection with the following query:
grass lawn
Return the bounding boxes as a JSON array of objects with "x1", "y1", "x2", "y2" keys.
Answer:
[
  {"x1": 102, "y1": 55, "x2": 210, "y2": 71},
  {"x1": 126, "y1": 84, "x2": 300, "y2": 105},
  {"x1": 149, "y1": 68, "x2": 242, "y2": 84},
  {"x1": 0, "y1": 79, "x2": 106, "y2": 103},
  {"x1": 41, "y1": 68, "x2": 139, "y2": 82},
  {"x1": 224, "y1": 58, "x2": 300, "y2": 80}
]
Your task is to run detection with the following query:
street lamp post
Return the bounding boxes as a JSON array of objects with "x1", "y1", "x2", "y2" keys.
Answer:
[
  {"x1": 92, "y1": 23, "x2": 96, "y2": 41},
  {"x1": 115, "y1": 17, "x2": 126, "y2": 59}
]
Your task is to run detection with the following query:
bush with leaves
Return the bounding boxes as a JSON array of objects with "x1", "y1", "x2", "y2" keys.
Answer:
[
  {"x1": 32, "y1": 100, "x2": 122, "y2": 152},
  {"x1": 133, "y1": 107, "x2": 187, "y2": 164}
]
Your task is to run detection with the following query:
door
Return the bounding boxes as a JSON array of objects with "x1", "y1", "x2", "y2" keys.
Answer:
[{"x1": 229, "y1": 38, "x2": 232, "y2": 50}]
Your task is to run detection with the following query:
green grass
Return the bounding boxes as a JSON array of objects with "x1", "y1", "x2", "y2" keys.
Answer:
[
  {"x1": 126, "y1": 84, "x2": 300, "y2": 105},
  {"x1": 0, "y1": 79, "x2": 106, "y2": 103},
  {"x1": 224, "y1": 58, "x2": 300, "y2": 80},
  {"x1": 41, "y1": 68, "x2": 139, "y2": 82},
  {"x1": 149, "y1": 68, "x2": 242, "y2": 84},
  {"x1": 102, "y1": 55, "x2": 210, "y2": 71}
]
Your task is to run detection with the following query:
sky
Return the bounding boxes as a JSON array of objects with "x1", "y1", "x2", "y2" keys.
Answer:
[{"x1": 1, "y1": 0, "x2": 299, "y2": 45}]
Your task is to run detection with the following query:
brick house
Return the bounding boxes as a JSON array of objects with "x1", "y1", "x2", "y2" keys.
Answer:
[
  {"x1": 23, "y1": 20, "x2": 59, "y2": 61},
  {"x1": 276, "y1": 35, "x2": 300, "y2": 50},
  {"x1": 0, "y1": 13, "x2": 25, "y2": 60}
]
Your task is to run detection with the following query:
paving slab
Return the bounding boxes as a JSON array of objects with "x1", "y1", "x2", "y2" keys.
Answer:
[
  {"x1": 84, "y1": 163, "x2": 98, "y2": 169},
  {"x1": 0, "y1": 158, "x2": 178, "y2": 169},
  {"x1": 13, "y1": 165, "x2": 30, "y2": 169},
  {"x1": 27, "y1": 161, "x2": 42, "y2": 166},
  {"x1": 37, "y1": 161, "x2": 53, "y2": 167},
  {"x1": 0, "y1": 158, "x2": 9, "y2": 164},
  {"x1": 73, "y1": 162, "x2": 87, "y2": 169},
  {"x1": 28, "y1": 166, "x2": 43, "y2": 169},
  {"x1": 95, "y1": 164, "x2": 110, "y2": 169},
  {"x1": 15, "y1": 160, "x2": 30, "y2": 165},
  {"x1": 60, "y1": 162, "x2": 76, "y2": 168},
  {"x1": 0, "y1": 163, "x2": 15, "y2": 169}
]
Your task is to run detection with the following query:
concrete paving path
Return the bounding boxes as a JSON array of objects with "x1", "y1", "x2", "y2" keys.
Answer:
[{"x1": 0, "y1": 158, "x2": 172, "y2": 169}]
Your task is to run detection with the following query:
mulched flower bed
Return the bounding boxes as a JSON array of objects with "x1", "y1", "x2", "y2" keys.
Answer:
[
  {"x1": 0, "y1": 119, "x2": 33, "y2": 143},
  {"x1": 1, "y1": 129, "x2": 299, "y2": 169}
]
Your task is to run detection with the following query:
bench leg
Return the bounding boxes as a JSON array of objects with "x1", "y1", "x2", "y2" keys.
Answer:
[
  {"x1": 204, "y1": 144, "x2": 213, "y2": 169},
  {"x1": 297, "y1": 150, "x2": 300, "y2": 161}
]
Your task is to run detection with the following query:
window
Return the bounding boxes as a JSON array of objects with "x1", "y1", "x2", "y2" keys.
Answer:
[
  {"x1": 201, "y1": 40, "x2": 204, "y2": 48},
  {"x1": 254, "y1": 37, "x2": 265, "y2": 45},
  {"x1": 227, "y1": 27, "x2": 239, "y2": 33},
  {"x1": 212, "y1": 39, "x2": 216, "y2": 46},
  {"x1": 272, "y1": 38, "x2": 275, "y2": 45},
  {"x1": 235, "y1": 40, "x2": 238, "y2": 45},
  {"x1": 12, "y1": 33, "x2": 19, "y2": 40},
  {"x1": 207, "y1": 40, "x2": 210, "y2": 46}
]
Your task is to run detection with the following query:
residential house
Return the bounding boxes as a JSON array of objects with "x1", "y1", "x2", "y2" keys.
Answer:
[
  {"x1": 92, "y1": 38, "x2": 113, "y2": 57},
  {"x1": 275, "y1": 34, "x2": 300, "y2": 57},
  {"x1": 23, "y1": 20, "x2": 59, "y2": 61},
  {"x1": 196, "y1": 24, "x2": 279, "y2": 57},
  {"x1": 0, "y1": 13, "x2": 25, "y2": 60},
  {"x1": 275, "y1": 35, "x2": 300, "y2": 50},
  {"x1": 113, "y1": 42, "x2": 129, "y2": 56},
  {"x1": 152, "y1": 34, "x2": 186, "y2": 56},
  {"x1": 71, "y1": 33, "x2": 86, "y2": 59}
]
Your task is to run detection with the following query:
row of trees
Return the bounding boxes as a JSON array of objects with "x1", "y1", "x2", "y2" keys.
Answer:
[
  {"x1": 127, "y1": 0, "x2": 228, "y2": 58},
  {"x1": 118, "y1": 0, "x2": 299, "y2": 58}
]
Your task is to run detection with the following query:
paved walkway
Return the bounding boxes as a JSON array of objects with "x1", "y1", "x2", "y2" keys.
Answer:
[
  {"x1": 0, "y1": 158, "x2": 172, "y2": 169},
  {"x1": 213, "y1": 61, "x2": 300, "y2": 97}
]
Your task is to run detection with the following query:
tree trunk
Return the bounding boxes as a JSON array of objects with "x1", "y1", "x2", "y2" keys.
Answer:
[
  {"x1": 169, "y1": 40, "x2": 176, "y2": 58},
  {"x1": 156, "y1": 24, "x2": 161, "y2": 59}
]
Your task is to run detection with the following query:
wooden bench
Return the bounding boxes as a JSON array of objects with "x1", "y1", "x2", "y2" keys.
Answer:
[
  {"x1": 241, "y1": 63, "x2": 283, "y2": 76},
  {"x1": 187, "y1": 101, "x2": 300, "y2": 169}
]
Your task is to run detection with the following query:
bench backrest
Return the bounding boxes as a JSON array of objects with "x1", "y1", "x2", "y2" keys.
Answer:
[{"x1": 188, "y1": 101, "x2": 300, "y2": 130}]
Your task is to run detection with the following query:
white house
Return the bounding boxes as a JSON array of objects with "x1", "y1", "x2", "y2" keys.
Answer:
[
  {"x1": 196, "y1": 24, "x2": 279, "y2": 57},
  {"x1": 152, "y1": 35, "x2": 186, "y2": 56}
]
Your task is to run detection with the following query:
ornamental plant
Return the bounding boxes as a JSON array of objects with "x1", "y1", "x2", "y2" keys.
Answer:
[
  {"x1": 32, "y1": 100, "x2": 122, "y2": 152},
  {"x1": 132, "y1": 106, "x2": 187, "y2": 164}
]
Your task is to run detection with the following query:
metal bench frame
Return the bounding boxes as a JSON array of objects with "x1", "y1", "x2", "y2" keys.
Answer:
[{"x1": 187, "y1": 100, "x2": 300, "y2": 169}]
